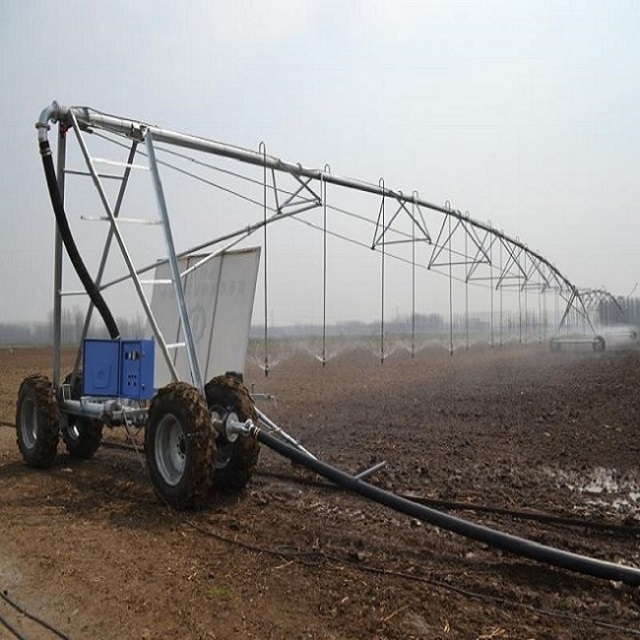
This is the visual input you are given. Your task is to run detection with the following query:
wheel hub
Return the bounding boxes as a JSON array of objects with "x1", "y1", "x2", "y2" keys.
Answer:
[
  {"x1": 155, "y1": 414, "x2": 186, "y2": 486},
  {"x1": 20, "y1": 399, "x2": 38, "y2": 448}
]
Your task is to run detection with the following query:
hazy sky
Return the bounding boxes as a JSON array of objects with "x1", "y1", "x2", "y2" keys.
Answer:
[{"x1": 1, "y1": 0, "x2": 638, "y2": 326}]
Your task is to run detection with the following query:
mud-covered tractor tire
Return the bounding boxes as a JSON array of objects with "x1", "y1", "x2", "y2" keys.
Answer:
[
  {"x1": 62, "y1": 371, "x2": 103, "y2": 459},
  {"x1": 145, "y1": 382, "x2": 214, "y2": 510},
  {"x1": 205, "y1": 374, "x2": 260, "y2": 494},
  {"x1": 15, "y1": 374, "x2": 60, "y2": 468}
]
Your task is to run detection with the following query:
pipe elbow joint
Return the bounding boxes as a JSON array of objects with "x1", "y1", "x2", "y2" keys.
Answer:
[{"x1": 36, "y1": 101, "x2": 69, "y2": 143}]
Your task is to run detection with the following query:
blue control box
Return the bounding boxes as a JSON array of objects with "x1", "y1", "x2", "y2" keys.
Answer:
[
  {"x1": 120, "y1": 340, "x2": 155, "y2": 400},
  {"x1": 83, "y1": 340, "x2": 120, "y2": 396},
  {"x1": 83, "y1": 339, "x2": 155, "y2": 400}
]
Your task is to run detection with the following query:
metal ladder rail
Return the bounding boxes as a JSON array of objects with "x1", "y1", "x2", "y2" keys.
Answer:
[
  {"x1": 65, "y1": 140, "x2": 139, "y2": 383},
  {"x1": 68, "y1": 111, "x2": 182, "y2": 385},
  {"x1": 146, "y1": 129, "x2": 204, "y2": 394},
  {"x1": 61, "y1": 141, "x2": 234, "y2": 393}
]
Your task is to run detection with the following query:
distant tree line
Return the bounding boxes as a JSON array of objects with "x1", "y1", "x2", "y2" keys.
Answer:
[
  {"x1": 597, "y1": 296, "x2": 640, "y2": 327},
  {"x1": 3, "y1": 299, "x2": 637, "y2": 347},
  {"x1": 0, "y1": 307, "x2": 146, "y2": 346},
  {"x1": 251, "y1": 311, "x2": 531, "y2": 339},
  {"x1": 250, "y1": 312, "x2": 449, "y2": 339}
]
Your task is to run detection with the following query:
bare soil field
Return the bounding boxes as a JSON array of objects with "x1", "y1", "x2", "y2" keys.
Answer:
[{"x1": 1, "y1": 342, "x2": 640, "y2": 639}]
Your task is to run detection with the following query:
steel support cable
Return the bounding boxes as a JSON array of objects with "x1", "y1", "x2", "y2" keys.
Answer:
[
  {"x1": 97, "y1": 134, "x2": 336, "y2": 228},
  {"x1": 89, "y1": 129, "x2": 534, "y2": 304},
  {"x1": 68, "y1": 106, "x2": 588, "y2": 330},
  {"x1": 98, "y1": 185, "x2": 473, "y2": 305},
  {"x1": 289, "y1": 200, "x2": 512, "y2": 319},
  {"x1": 428, "y1": 214, "x2": 456, "y2": 268},
  {"x1": 527, "y1": 255, "x2": 554, "y2": 292},
  {"x1": 426, "y1": 241, "x2": 491, "y2": 270},
  {"x1": 70, "y1": 104, "x2": 578, "y2": 293},
  {"x1": 154, "y1": 141, "x2": 271, "y2": 189},
  {"x1": 91, "y1": 130, "x2": 268, "y2": 210},
  {"x1": 372, "y1": 198, "x2": 415, "y2": 248},
  {"x1": 94, "y1": 205, "x2": 293, "y2": 294},
  {"x1": 465, "y1": 221, "x2": 493, "y2": 267},
  {"x1": 277, "y1": 173, "x2": 322, "y2": 212},
  {"x1": 253, "y1": 427, "x2": 640, "y2": 586},
  {"x1": 328, "y1": 201, "x2": 421, "y2": 244},
  {"x1": 97, "y1": 131, "x2": 322, "y2": 222},
  {"x1": 147, "y1": 152, "x2": 266, "y2": 209},
  {"x1": 94, "y1": 124, "x2": 572, "y2": 297},
  {"x1": 291, "y1": 216, "x2": 498, "y2": 292},
  {"x1": 507, "y1": 241, "x2": 528, "y2": 277},
  {"x1": 98, "y1": 132, "x2": 325, "y2": 227},
  {"x1": 465, "y1": 231, "x2": 493, "y2": 282}
]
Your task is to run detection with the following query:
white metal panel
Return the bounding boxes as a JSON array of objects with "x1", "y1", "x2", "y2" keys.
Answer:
[{"x1": 150, "y1": 247, "x2": 261, "y2": 389}]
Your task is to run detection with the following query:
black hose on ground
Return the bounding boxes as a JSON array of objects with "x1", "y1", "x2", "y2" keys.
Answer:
[
  {"x1": 0, "y1": 591, "x2": 69, "y2": 640},
  {"x1": 254, "y1": 427, "x2": 640, "y2": 587},
  {"x1": 39, "y1": 139, "x2": 120, "y2": 340}
]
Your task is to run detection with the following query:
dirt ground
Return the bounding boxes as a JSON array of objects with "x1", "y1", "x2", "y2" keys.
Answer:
[{"x1": 1, "y1": 340, "x2": 640, "y2": 639}]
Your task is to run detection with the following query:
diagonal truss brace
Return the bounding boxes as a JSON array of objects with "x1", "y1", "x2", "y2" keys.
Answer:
[
  {"x1": 41, "y1": 102, "x2": 598, "y2": 342},
  {"x1": 371, "y1": 195, "x2": 431, "y2": 248},
  {"x1": 67, "y1": 112, "x2": 183, "y2": 386},
  {"x1": 271, "y1": 169, "x2": 322, "y2": 217}
]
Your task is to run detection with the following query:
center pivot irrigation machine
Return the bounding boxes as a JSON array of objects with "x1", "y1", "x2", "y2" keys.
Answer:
[{"x1": 16, "y1": 101, "x2": 640, "y2": 586}]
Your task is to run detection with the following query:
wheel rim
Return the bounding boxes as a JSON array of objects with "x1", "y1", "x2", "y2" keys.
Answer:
[
  {"x1": 66, "y1": 422, "x2": 81, "y2": 442},
  {"x1": 19, "y1": 397, "x2": 38, "y2": 449},
  {"x1": 215, "y1": 440, "x2": 234, "y2": 470},
  {"x1": 155, "y1": 413, "x2": 186, "y2": 486}
]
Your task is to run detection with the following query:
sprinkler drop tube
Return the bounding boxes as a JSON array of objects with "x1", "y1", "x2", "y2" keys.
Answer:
[{"x1": 254, "y1": 427, "x2": 640, "y2": 586}]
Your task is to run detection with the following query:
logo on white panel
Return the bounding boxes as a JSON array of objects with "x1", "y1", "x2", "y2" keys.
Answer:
[{"x1": 189, "y1": 304, "x2": 206, "y2": 344}]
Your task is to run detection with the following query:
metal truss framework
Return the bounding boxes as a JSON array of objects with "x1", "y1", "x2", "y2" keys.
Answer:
[
  {"x1": 39, "y1": 102, "x2": 617, "y2": 376},
  {"x1": 579, "y1": 289, "x2": 623, "y2": 316}
]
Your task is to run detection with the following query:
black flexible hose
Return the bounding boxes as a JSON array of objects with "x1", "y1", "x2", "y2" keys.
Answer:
[
  {"x1": 39, "y1": 139, "x2": 120, "y2": 340},
  {"x1": 255, "y1": 428, "x2": 640, "y2": 586},
  {"x1": 0, "y1": 592, "x2": 69, "y2": 640},
  {"x1": 0, "y1": 613, "x2": 25, "y2": 640}
]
